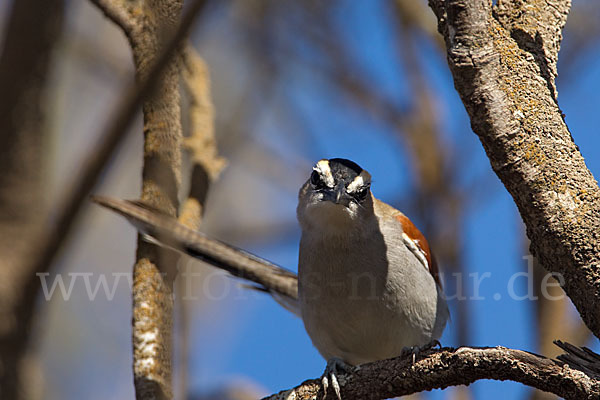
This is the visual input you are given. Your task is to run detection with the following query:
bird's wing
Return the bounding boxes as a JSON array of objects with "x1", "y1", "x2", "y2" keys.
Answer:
[
  {"x1": 373, "y1": 197, "x2": 442, "y2": 289},
  {"x1": 394, "y1": 213, "x2": 442, "y2": 289}
]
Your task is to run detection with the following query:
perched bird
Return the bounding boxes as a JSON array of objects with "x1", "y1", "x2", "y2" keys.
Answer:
[{"x1": 93, "y1": 158, "x2": 448, "y2": 399}]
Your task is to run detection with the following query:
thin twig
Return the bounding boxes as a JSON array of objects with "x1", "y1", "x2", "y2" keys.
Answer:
[{"x1": 174, "y1": 44, "x2": 224, "y2": 399}]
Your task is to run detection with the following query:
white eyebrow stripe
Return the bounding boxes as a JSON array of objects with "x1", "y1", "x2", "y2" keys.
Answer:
[
  {"x1": 346, "y1": 170, "x2": 371, "y2": 193},
  {"x1": 314, "y1": 159, "x2": 335, "y2": 187}
]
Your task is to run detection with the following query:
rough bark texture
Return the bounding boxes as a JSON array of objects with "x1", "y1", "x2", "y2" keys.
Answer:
[
  {"x1": 133, "y1": 5, "x2": 183, "y2": 397},
  {"x1": 0, "y1": 1, "x2": 64, "y2": 398},
  {"x1": 91, "y1": 2, "x2": 210, "y2": 399},
  {"x1": 132, "y1": 3, "x2": 182, "y2": 400},
  {"x1": 263, "y1": 346, "x2": 600, "y2": 400},
  {"x1": 92, "y1": 1, "x2": 183, "y2": 399},
  {"x1": 429, "y1": 0, "x2": 600, "y2": 338}
]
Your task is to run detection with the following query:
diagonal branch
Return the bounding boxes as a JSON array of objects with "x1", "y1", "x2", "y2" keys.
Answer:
[
  {"x1": 262, "y1": 346, "x2": 600, "y2": 400},
  {"x1": 90, "y1": 0, "x2": 138, "y2": 39},
  {"x1": 0, "y1": 0, "x2": 64, "y2": 398},
  {"x1": 428, "y1": 0, "x2": 600, "y2": 338}
]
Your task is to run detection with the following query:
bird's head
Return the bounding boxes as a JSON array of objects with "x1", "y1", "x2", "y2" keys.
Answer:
[{"x1": 297, "y1": 158, "x2": 373, "y2": 235}]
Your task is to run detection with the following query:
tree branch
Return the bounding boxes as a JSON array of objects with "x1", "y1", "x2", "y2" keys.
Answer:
[
  {"x1": 130, "y1": 0, "x2": 184, "y2": 396},
  {"x1": 428, "y1": 0, "x2": 600, "y2": 338},
  {"x1": 263, "y1": 346, "x2": 600, "y2": 400},
  {"x1": 175, "y1": 44, "x2": 224, "y2": 399},
  {"x1": 180, "y1": 45, "x2": 227, "y2": 229},
  {"x1": 89, "y1": 1, "x2": 209, "y2": 399},
  {"x1": 90, "y1": 0, "x2": 138, "y2": 39}
]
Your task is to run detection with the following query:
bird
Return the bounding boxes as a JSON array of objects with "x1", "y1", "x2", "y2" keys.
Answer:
[{"x1": 93, "y1": 157, "x2": 449, "y2": 399}]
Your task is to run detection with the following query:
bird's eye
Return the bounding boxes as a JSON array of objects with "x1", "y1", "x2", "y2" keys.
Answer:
[
  {"x1": 310, "y1": 171, "x2": 324, "y2": 188},
  {"x1": 354, "y1": 186, "x2": 370, "y2": 201}
]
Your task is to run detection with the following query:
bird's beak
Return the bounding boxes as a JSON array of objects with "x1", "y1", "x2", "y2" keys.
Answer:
[{"x1": 323, "y1": 184, "x2": 351, "y2": 207}]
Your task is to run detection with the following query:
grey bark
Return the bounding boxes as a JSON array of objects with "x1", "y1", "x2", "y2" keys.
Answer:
[
  {"x1": 429, "y1": 0, "x2": 600, "y2": 338},
  {"x1": 90, "y1": 1, "x2": 209, "y2": 398},
  {"x1": 262, "y1": 346, "x2": 600, "y2": 400}
]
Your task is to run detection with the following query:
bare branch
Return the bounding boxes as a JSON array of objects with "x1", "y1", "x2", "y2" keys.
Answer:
[
  {"x1": 180, "y1": 45, "x2": 227, "y2": 229},
  {"x1": 428, "y1": 0, "x2": 600, "y2": 338},
  {"x1": 555, "y1": 340, "x2": 600, "y2": 379},
  {"x1": 129, "y1": 0, "x2": 184, "y2": 396},
  {"x1": 90, "y1": 0, "x2": 138, "y2": 38},
  {"x1": 263, "y1": 346, "x2": 600, "y2": 400},
  {"x1": 175, "y1": 44, "x2": 224, "y2": 399},
  {"x1": 52, "y1": 1, "x2": 210, "y2": 399}
]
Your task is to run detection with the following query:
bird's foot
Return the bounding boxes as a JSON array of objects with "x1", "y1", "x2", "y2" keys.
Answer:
[
  {"x1": 401, "y1": 340, "x2": 442, "y2": 364},
  {"x1": 321, "y1": 357, "x2": 352, "y2": 400}
]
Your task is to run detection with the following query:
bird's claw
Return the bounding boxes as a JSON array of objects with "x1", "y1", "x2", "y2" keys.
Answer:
[
  {"x1": 321, "y1": 374, "x2": 340, "y2": 400},
  {"x1": 321, "y1": 358, "x2": 351, "y2": 400},
  {"x1": 426, "y1": 339, "x2": 442, "y2": 350},
  {"x1": 400, "y1": 345, "x2": 419, "y2": 364},
  {"x1": 401, "y1": 340, "x2": 442, "y2": 364}
]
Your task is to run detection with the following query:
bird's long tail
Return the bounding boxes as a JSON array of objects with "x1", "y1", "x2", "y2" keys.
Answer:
[{"x1": 92, "y1": 196, "x2": 299, "y2": 314}]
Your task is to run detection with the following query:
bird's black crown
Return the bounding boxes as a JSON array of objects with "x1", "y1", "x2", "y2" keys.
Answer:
[{"x1": 327, "y1": 158, "x2": 363, "y2": 185}]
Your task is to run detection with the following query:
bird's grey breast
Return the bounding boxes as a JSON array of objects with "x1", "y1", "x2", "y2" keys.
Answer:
[
  {"x1": 297, "y1": 216, "x2": 445, "y2": 364},
  {"x1": 298, "y1": 224, "x2": 400, "y2": 364}
]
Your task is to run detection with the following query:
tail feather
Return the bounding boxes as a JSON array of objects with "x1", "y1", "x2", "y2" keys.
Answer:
[{"x1": 92, "y1": 195, "x2": 300, "y2": 315}]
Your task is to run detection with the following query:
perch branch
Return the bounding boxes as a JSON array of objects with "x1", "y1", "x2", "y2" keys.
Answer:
[{"x1": 263, "y1": 346, "x2": 600, "y2": 400}]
